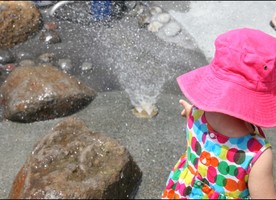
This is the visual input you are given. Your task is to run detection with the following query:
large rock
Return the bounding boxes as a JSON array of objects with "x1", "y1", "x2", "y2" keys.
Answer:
[
  {"x1": 0, "y1": 1, "x2": 42, "y2": 48},
  {"x1": 0, "y1": 64, "x2": 96, "y2": 122},
  {"x1": 8, "y1": 117, "x2": 142, "y2": 199}
]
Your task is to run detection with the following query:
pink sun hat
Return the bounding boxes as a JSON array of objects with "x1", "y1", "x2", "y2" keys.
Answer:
[{"x1": 177, "y1": 28, "x2": 276, "y2": 128}]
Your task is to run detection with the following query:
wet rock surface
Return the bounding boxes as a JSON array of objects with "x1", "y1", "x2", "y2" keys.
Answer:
[
  {"x1": 0, "y1": 49, "x2": 16, "y2": 65},
  {"x1": 8, "y1": 116, "x2": 142, "y2": 199},
  {"x1": 39, "y1": 30, "x2": 62, "y2": 45},
  {"x1": 0, "y1": 64, "x2": 96, "y2": 123},
  {"x1": 0, "y1": 1, "x2": 42, "y2": 48},
  {"x1": 38, "y1": 52, "x2": 55, "y2": 64}
]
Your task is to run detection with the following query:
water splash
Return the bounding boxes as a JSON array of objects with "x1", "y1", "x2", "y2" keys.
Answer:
[
  {"x1": 99, "y1": 17, "x2": 177, "y2": 118},
  {"x1": 115, "y1": 51, "x2": 168, "y2": 117},
  {"x1": 46, "y1": 2, "x2": 199, "y2": 118}
]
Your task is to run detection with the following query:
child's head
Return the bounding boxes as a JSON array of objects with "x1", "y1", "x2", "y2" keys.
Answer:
[{"x1": 177, "y1": 28, "x2": 276, "y2": 128}]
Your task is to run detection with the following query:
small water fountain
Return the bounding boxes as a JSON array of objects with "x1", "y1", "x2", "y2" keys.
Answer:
[
  {"x1": 100, "y1": 30, "x2": 172, "y2": 119},
  {"x1": 47, "y1": 1, "x2": 174, "y2": 119},
  {"x1": 45, "y1": 1, "x2": 199, "y2": 119},
  {"x1": 130, "y1": 96, "x2": 158, "y2": 118}
]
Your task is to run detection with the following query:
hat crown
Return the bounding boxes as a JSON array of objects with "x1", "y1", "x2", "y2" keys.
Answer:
[{"x1": 211, "y1": 28, "x2": 276, "y2": 91}]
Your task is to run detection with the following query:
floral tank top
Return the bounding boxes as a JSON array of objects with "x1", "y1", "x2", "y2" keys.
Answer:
[{"x1": 162, "y1": 106, "x2": 271, "y2": 199}]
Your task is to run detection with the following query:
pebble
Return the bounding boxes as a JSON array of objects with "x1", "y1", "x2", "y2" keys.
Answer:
[
  {"x1": 19, "y1": 60, "x2": 35, "y2": 67},
  {"x1": 149, "y1": 6, "x2": 163, "y2": 16},
  {"x1": 163, "y1": 21, "x2": 182, "y2": 37},
  {"x1": 58, "y1": 59, "x2": 72, "y2": 72},
  {"x1": 39, "y1": 31, "x2": 62, "y2": 45},
  {"x1": 156, "y1": 13, "x2": 171, "y2": 24},
  {"x1": 138, "y1": 15, "x2": 151, "y2": 28},
  {"x1": 80, "y1": 62, "x2": 93, "y2": 71},
  {"x1": 148, "y1": 21, "x2": 164, "y2": 32},
  {"x1": 44, "y1": 21, "x2": 59, "y2": 31},
  {"x1": 1, "y1": 63, "x2": 16, "y2": 73},
  {"x1": 0, "y1": 49, "x2": 15, "y2": 65},
  {"x1": 38, "y1": 53, "x2": 55, "y2": 63}
]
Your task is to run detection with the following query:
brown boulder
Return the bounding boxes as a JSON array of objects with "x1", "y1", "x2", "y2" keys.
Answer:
[
  {"x1": 0, "y1": 1, "x2": 42, "y2": 48},
  {"x1": 8, "y1": 117, "x2": 142, "y2": 199},
  {"x1": 0, "y1": 64, "x2": 97, "y2": 122}
]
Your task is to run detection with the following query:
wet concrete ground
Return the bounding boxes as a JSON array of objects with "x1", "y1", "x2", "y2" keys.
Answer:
[{"x1": 1, "y1": 1, "x2": 276, "y2": 199}]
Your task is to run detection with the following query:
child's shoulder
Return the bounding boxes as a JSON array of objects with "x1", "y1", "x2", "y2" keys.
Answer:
[
  {"x1": 250, "y1": 131, "x2": 271, "y2": 148},
  {"x1": 189, "y1": 106, "x2": 206, "y2": 121},
  {"x1": 190, "y1": 105, "x2": 204, "y2": 115}
]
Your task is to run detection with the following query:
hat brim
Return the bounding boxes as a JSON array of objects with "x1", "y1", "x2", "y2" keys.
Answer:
[{"x1": 177, "y1": 64, "x2": 276, "y2": 128}]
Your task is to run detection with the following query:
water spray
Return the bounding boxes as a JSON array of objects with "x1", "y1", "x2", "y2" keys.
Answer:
[
  {"x1": 48, "y1": 1, "x2": 112, "y2": 22},
  {"x1": 132, "y1": 105, "x2": 158, "y2": 119},
  {"x1": 48, "y1": 1, "x2": 74, "y2": 16}
]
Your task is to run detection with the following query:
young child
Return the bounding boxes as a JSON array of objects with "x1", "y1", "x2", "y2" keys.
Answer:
[{"x1": 162, "y1": 28, "x2": 276, "y2": 199}]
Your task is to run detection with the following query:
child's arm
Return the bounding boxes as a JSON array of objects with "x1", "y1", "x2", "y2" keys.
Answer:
[
  {"x1": 248, "y1": 147, "x2": 276, "y2": 198},
  {"x1": 179, "y1": 99, "x2": 192, "y2": 118}
]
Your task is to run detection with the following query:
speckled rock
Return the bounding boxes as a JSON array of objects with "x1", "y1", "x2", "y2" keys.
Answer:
[
  {"x1": 153, "y1": 13, "x2": 171, "y2": 24},
  {"x1": 8, "y1": 117, "x2": 142, "y2": 199},
  {"x1": 38, "y1": 53, "x2": 55, "y2": 64},
  {"x1": 149, "y1": 6, "x2": 163, "y2": 16},
  {"x1": 57, "y1": 58, "x2": 72, "y2": 72},
  {"x1": 44, "y1": 21, "x2": 59, "y2": 31},
  {"x1": 0, "y1": 64, "x2": 96, "y2": 123},
  {"x1": 80, "y1": 62, "x2": 93, "y2": 71},
  {"x1": 137, "y1": 14, "x2": 151, "y2": 28},
  {"x1": 1, "y1": 63, "x2": 16, "y2": 74},
  {"x1": 19, "y1": 59, "x2": 35, "y2": 67},
  {"x1": 0, "y1": 1, "x2": 42, "y2": 48},
  {"x1": 39, "y1": 30, "x2": 62, "y2": 45},
  {"x1": 0, "y1": 49, "x2": 16, "y2": 65},
  {"x1": 163, "y1": 21, "x2": 182, "y2": 37},
  {"x1": 148, "y1": 21, "x2": 164, "y2": 32}
]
